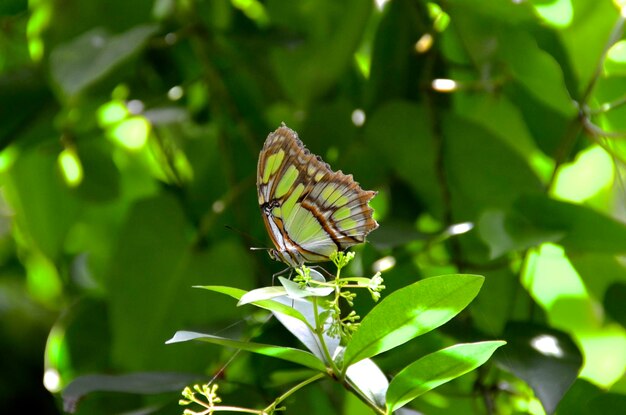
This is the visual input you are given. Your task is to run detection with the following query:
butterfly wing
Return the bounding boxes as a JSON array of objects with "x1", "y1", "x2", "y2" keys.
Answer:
[{"x1": 257, "y1": 124, "x2": 378, "y2": 266}]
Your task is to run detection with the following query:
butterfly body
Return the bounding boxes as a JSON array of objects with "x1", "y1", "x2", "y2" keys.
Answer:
[{"x1": 257, "y1": 124, "x2": 378, "y2": 267}]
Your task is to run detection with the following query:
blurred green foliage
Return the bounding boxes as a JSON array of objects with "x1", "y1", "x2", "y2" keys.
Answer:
[{"x1": 2, "y1": 0, "x2": 626, "y2": 414}]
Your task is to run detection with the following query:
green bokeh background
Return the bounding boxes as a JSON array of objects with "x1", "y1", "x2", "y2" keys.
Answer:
[{"x1": 2, "y1": 0, "x2": 626, "y2": 414}]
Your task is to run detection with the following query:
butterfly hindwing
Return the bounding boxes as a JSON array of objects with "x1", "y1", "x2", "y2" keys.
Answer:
[{"x1": 257, "y1": 124, "x2": 378, "y2": 267}]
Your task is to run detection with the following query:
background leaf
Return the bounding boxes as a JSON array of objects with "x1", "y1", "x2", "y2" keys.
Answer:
[
  {"x1": 496, "y1": 322, "x2": 583, "y2": 414},
  {"x1": 50, "y1": 25, "x2": 157, "y2": 98},
  {"x1": 62, "y1": 372, "x2": 201, "y2": 413}
]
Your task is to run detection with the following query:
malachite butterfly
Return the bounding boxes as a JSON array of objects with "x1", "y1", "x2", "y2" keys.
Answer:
[{"x1": 257, "y1": 124, "x2": 378, "y2": 267}]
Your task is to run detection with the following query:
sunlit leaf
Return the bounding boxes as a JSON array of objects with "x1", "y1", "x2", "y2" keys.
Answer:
[
  {"x1": 279, "y1": 277, "x2": 334, "y2": 299},
  {"x1": 166, "y1": 331, "x2": 327, "y2": 372},
  {"x1": 342, "y1": 274, "x2": 484, "y2": 367},
  {"x1": 195, "y1": 285, "x2": 310, "y2": 326},
  {"x1": 271, "y1": 296, "x2": 340, "y2": 362},
  {"x1": 346, "y1": 357, "x2": 389, "y2": 409},
  {"x1": 386, "y1": 341, "x2": 506, "y2": 412},
  {"x1": 238, "y1": 286, "x2": 287, "y2": 305}
]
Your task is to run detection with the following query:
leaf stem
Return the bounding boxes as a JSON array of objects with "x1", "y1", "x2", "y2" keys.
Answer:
[
  {"x1": 263, "y1": 372, "x2": 325, "y2": 414},
  {"x1": 549, "y1": 13, "x2": 625, "y2": 187}
]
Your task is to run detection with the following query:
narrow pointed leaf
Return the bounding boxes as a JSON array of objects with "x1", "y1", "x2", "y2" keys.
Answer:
[
  {"x1": 279, "y1": 277, "x2": 334, "y2": 298},
  {"x1": 194, "y1": 285, "x2": 309, "y2": 325},
  {"x1": 62, "y1": 372, "x2": 201, "y2": 413},
  {"x1": 343, "y1": 274, "x2": 484, "y2": 367},
  {"x1": 386, "y1": 341, "x2": 506, "y2": 412},
  {"x1": 166, "y1": 331, "x2": 327, "y2": 372},
  {"x1": 239, "y1": 286, "x2": 287, "y2": 305},
  {"x1": 271, "y1": 296, "x2": 340, "y2": 361}
]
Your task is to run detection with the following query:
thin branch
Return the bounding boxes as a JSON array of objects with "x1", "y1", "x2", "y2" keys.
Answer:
[
  {"x1": 580, "y1": 15, "x2": 625, "y2": 104},
  {"x1": 589, "y1": 93, "x2": 626, "y2": 115},
  {"x1": 263, "y1": 373, "x2": 326, "y2": 414},
  {"x1": 589, "y1": 135, "x2": 626, "y2": 166},
  {"x1": 582, "y1": 117, "x2": 626, "y2": 139},
  {"x1": 548, "y1": 13, "x2": 626, "y2": 188}
]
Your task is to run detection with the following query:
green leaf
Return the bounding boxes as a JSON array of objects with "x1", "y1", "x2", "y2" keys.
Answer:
[
  {"x1": 166, "y1": 331, "x2": 327, "y2": 372},
  {"x1": 345, "y1": 358, "x2": 389, "y2": 409},
  {"x1": 604, "y1": 283, "x2": 626, "y2": 328},
  {"x1": 0, "y1": 0, "x2": 27, "y2": 15},
  {"x1": 197, "y1": 287, "x2": 339, "y2": 362},
  {"x1": 515, "y1": 194, "x2": 626, "y2": 255},
  {"x1": 74, "y1": 138, "x2": 120, "y2": 202},
  {"x1": 559, "y1": 0, "x2": 619, "y2": 96},
  {"x1": 342, "y1": 274, "x2": 484, "y2": 368},
  {"x1": 443, "y1": 115, "x2": 543, "y2": 218},
  {"x1": 478, "y1": 194, "x2": 626, "y2": 257},
  {"x1": 269, "y1": 0, "x2": 371, "y2": 104},
  {"x1": 238, "y1": 286, "x2": 287, "y2": 305},
  {"x1": 195, "y1": 285, "x2": 310, "y2": 326},
  {"x1": 495, "y1": 322, "x2": 583, "y2": 414},
  {"x1": 271, "y1": 295, "x2": 340, "y2": 362},
  {"x1": 105, "y1": 196, "x2": 255, "y2": 372},
  {"x1": 2, "y1": 139, "x2": 81, "y2": 259},
  {"x1": 478, "y1": 208, "x2": 564, "y2": 259},
  {"x1": 386, "y1": 341, "x2": 506, "y2": 412},
  {"x1": 586, "y1": 392, "x2": 626, "y2": 415},
  {"x1": 569, "y1": 253, "x2": 626, "y2": 300},
  {"x1": 62, "y1": 372, "x2": 200, "y2": 413},
  {"x1": 49, "y1": 25, "x2": 158, "y2": 98},
  {"x1": 556, "y1": 379, "x2": 603, "y2": 415},
  {"x1": 452, "y1": 93, "x2": 553, "y2": 180},
  {"x1": 279, "y1": 277, "x2": 334, "y2": 298},
  {"x1": 366, "y1": 0, "x2": 425, "y2": 105},
  {"x1": 500, "y1": 31, "x2": 576, "y2": 116},
  {"x1": 364, "y1": 101, "x2": 441, "y2": 217}
]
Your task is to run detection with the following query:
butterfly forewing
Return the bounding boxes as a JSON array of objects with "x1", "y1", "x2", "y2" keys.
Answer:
[{"x1": 257, "y1": 124, "x2": 378, "y2": 267}]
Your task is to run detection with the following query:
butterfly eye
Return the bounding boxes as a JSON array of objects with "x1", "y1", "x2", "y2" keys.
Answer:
[{"x1": 268, "y1": 250, "x2": 277, "y2": 260}]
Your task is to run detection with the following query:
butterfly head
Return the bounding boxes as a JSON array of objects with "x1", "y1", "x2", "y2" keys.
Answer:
[
  {"x1": 268, "y1": 248, "x2": 279, "y2": 262},
  {"x1": 267, "y1": 247, "x2": 307, "y2": 268}
]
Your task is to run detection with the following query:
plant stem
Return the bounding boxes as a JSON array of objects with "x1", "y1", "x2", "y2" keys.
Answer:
[
  {"x1": 311, "y1": 296, "x2": 341, "y2": 374},
  {"x1": 263, "y1": 373, "x2": 325, "y2": 414},
  {"x1": 209, "y1": 406, "x2": 267, "y2": 414}
]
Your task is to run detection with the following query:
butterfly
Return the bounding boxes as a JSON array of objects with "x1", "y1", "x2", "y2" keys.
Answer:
[{"x1": 257, "y1": 124, "x2": 378, "y2": 267}]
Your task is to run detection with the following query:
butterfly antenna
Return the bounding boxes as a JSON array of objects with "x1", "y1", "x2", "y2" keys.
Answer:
[{"x1": 224, "y1": 225, "x2": 268, "y2": 249}]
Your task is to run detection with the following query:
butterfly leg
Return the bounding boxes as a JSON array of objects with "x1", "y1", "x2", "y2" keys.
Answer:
[
  {"x1": 309, "y1": 265, "x2": 333, "y2": 280},
  {"x1": 271, "y1": 266, "x2": 293, "y2": 285}
]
